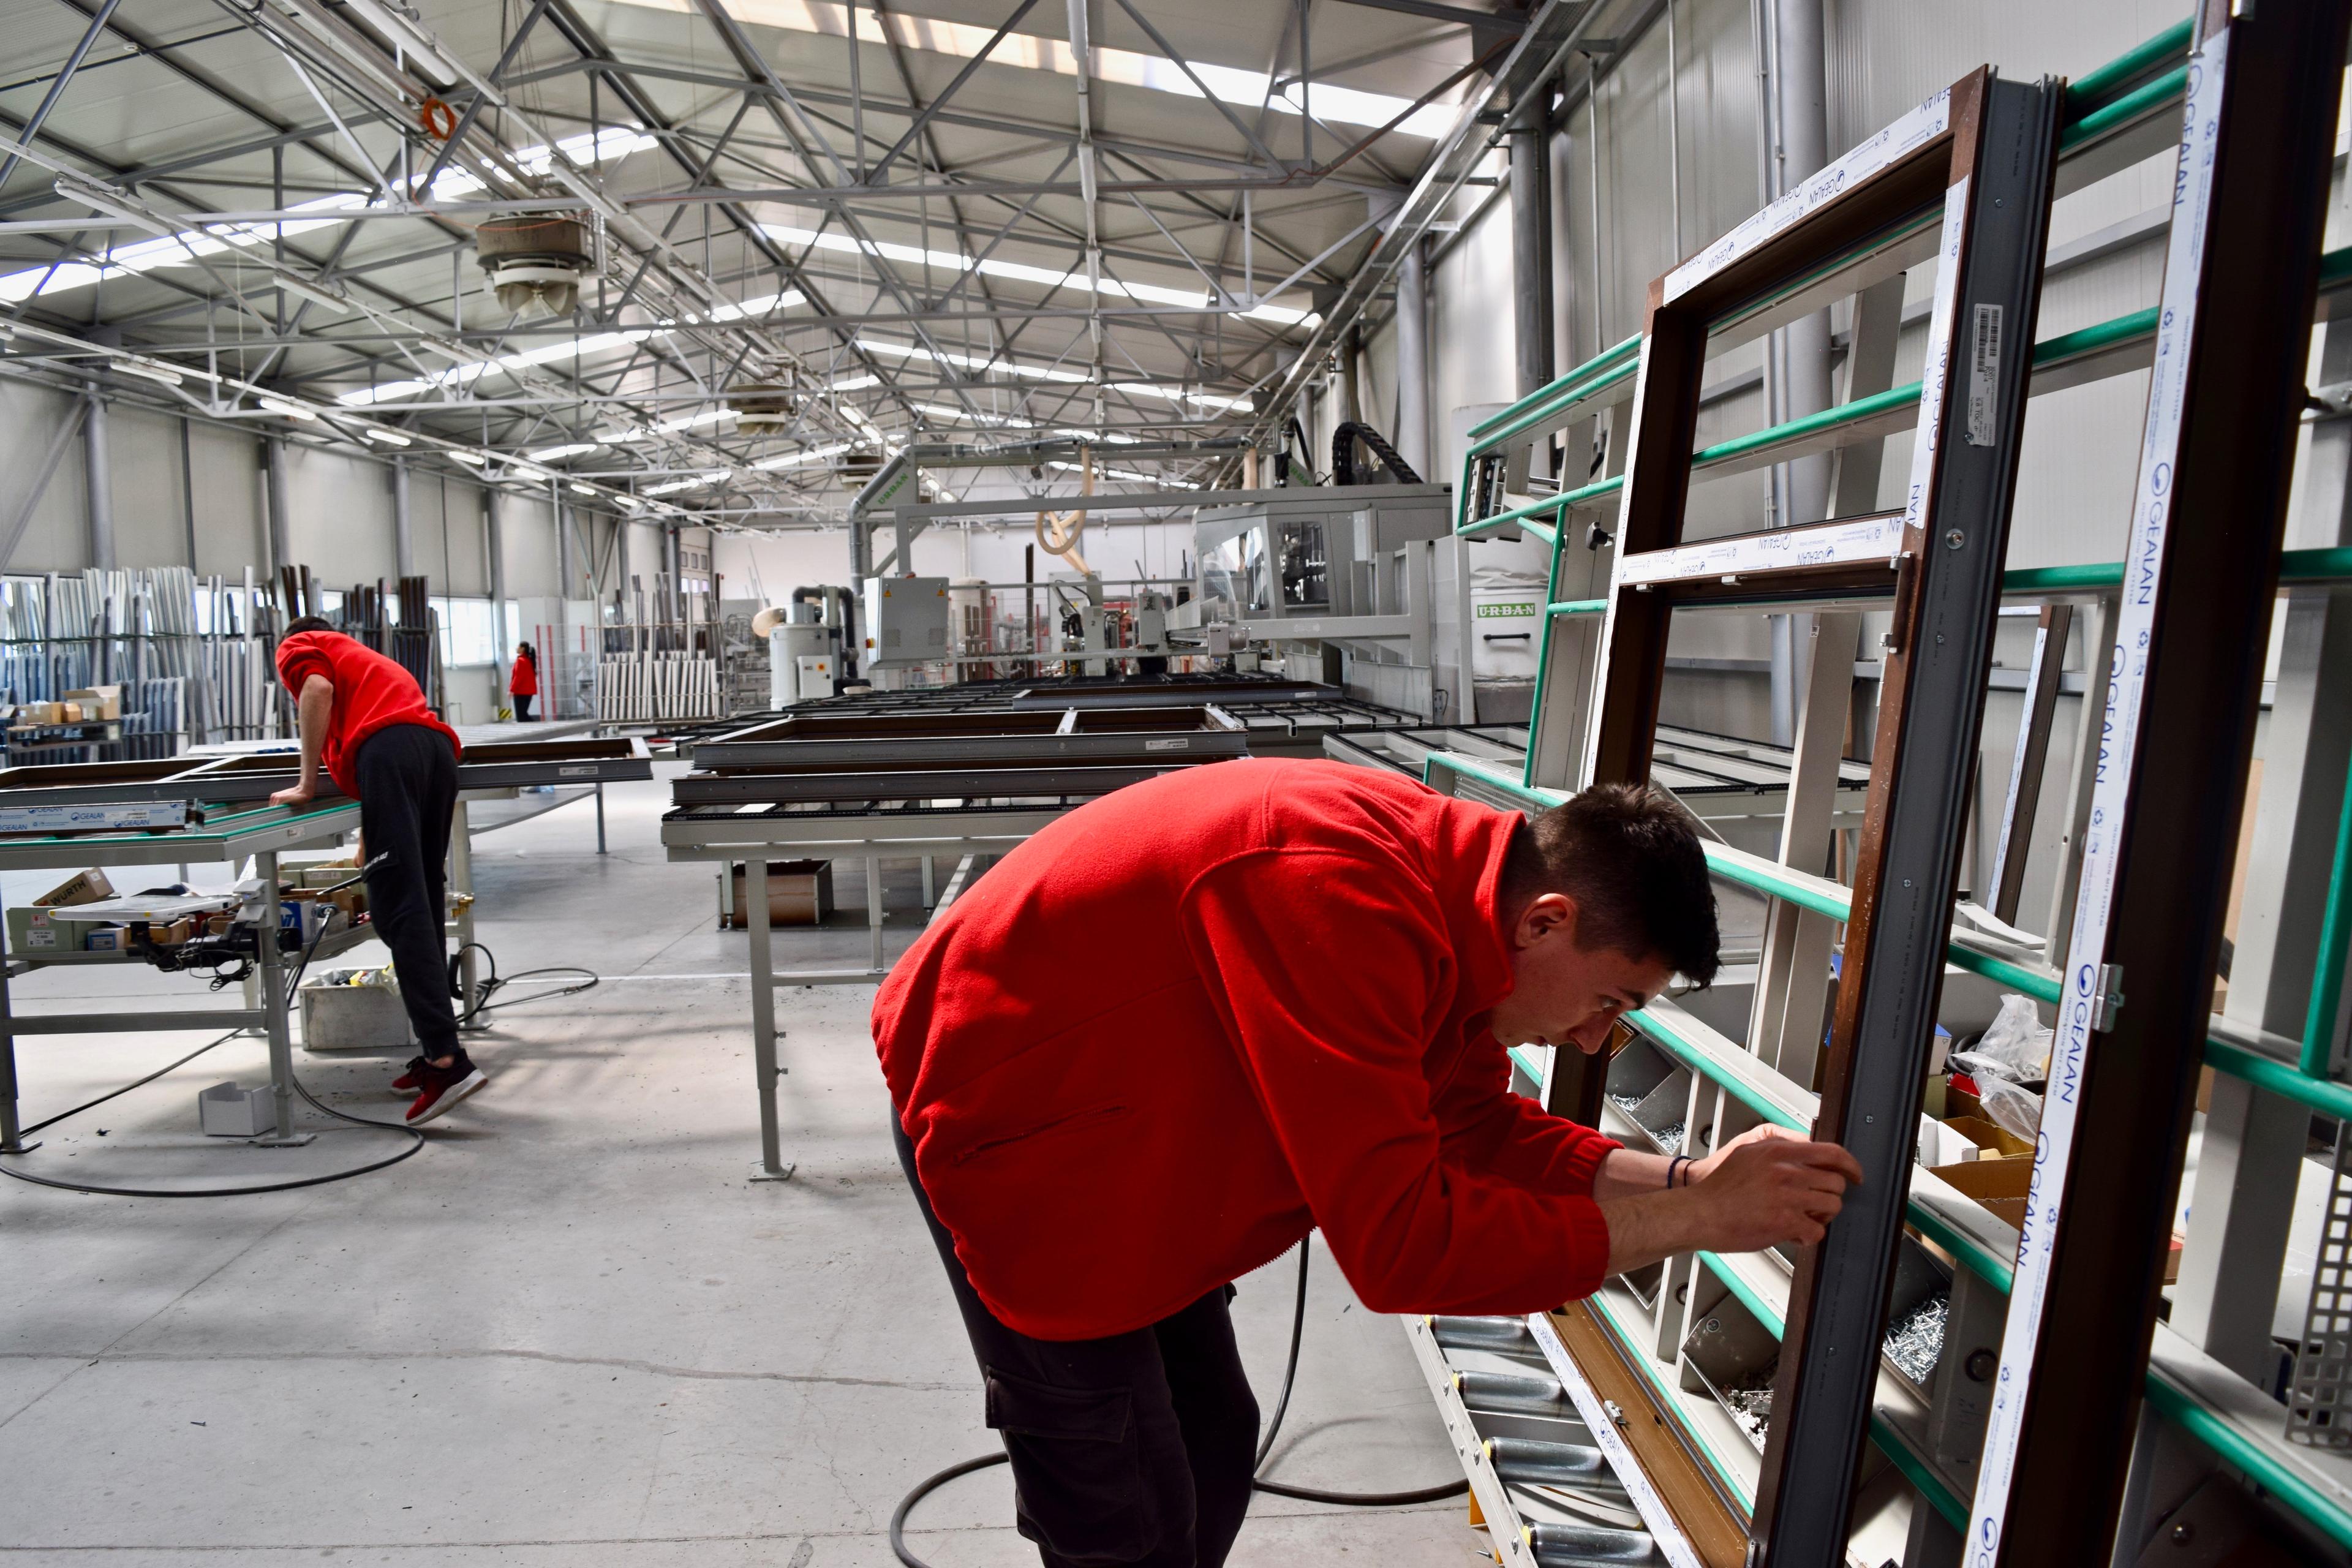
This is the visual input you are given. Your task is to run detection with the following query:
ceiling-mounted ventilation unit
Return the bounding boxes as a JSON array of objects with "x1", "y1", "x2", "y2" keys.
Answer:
[
  {"x1": 727, "y1": 371, "x2": 802, "y2": 429},
  {"x1": 476, "y1": 214, "x2": 592, "y2": 318}
]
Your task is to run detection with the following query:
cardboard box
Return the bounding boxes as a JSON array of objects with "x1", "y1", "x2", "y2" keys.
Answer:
[
  {"x1": 1929, "y1": 1157, "x2": 2032, "y2": 1228},
  {"x1": 83, "y1": 924, "x2": 125, "y2": 953},
  {"x1": 37, "y1": 868, "x2": 114, "y2": 908},
  {"x1": 62, "y1": 686, "x2": 120, "y2": 722},
  {"x1": 6, "y1": 907, "x2": 61, "y2": 951},
  {"x1": 1943, "y1": 1114, "x2": 2033, "y2": 1161},
  {"x1": 725, "y1": 859, "x2": 835, "y2": 929},
  {"x1": 144, "y1": 916, "x2": 195, "y2": 948}
]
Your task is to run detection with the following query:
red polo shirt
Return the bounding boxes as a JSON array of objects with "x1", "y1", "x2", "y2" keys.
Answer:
[
  {"x1": 873, "y1": 758, "x2": 1621, "y2": 1341},
  {"x1": 274, "y1": 630, "x2": 462, "y2": 799}
]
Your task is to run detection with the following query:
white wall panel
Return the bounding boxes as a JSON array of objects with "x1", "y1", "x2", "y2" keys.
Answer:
[
  {"x1": 283, "y1": 441, "x2": 394, "y2": 584},
  {"x1": 0, "y1": 380, "x2": 89, "y2": 573},
  {"x1": 188, "y1": 418, "x2": 265, "y2": 578}
]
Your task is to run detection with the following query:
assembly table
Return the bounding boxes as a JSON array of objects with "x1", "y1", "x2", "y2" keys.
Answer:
[{"x1": 0, "y1": 799, "x2": 362, "y2": 1155}]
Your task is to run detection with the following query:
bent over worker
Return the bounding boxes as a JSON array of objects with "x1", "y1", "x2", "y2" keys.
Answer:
[
  {"x1": 873, "y1": 760, "x2": 1860, "y2": 1568},
  {"x1": 269, "y1": 616, "x2": 485, "y2": 1124}
]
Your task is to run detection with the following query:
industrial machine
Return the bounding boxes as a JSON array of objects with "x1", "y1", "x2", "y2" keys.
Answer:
[{"x1": 1178, "y1": 483, "x2": 1475, "y2": 722}]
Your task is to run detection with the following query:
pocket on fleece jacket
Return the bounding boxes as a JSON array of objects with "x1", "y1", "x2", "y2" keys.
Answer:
[{"x1": 948, "y1": 1102, "x2": 1131, "y2": 1166}]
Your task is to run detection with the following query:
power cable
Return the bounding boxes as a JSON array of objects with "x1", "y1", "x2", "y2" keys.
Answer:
[{"x1": 888, "y1": 1238, "x2": 1466, "y2": 1568}]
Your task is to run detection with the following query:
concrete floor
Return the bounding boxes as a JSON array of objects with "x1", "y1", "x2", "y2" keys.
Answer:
[{"x1": 0, "y1": 772, "x2": 1479, "y2": 1565}]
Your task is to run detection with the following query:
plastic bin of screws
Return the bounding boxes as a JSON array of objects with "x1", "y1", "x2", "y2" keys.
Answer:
[{"x1": 1881, "y1": 1294, "x2": 1950, "y2": 1387}]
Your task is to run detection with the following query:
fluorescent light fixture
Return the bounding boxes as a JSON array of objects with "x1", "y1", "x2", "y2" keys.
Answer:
[
  {"x1": 446, "y1": 450, "x2": 488, "y2": 467},
  {"x1": 750, "y1": 441, "x2": 856, "y2": 470},
  {"x1": 273, "y1": 271, "x2": 351, "y2": 314},
  {"x1": 528, "y1": 442, "x2": 600, "y2": 462},
  {"x1": 111, "y1": 358, "x2": 183, "y2": 388},
  {"x1": 1047, "y1": 459, "x2": 1197, "y2": 488},
  {"x1": 336, "y1": 328, "x2": 660, "y2": 407},
  {"x1": 766, "y1": 224, "x2": 1324, "y2": 331},
  {"x1": 911, "y1": 402, "x2": 1035, "y2": 428},
  {"x1": 568, "y1": 483, "x2": 597, "y2": 496},
  {"x1": 52, "y1": 175, "x2": 169, "y2": 236},
  {"x1": 256, "y1": 394, "x2": 316, "y2": 422},
  {"x1": 644, "y1": 468, "x2": 731, "y2": 497},
  {"x1": 4, "y1": 133, "x2": 651, "y2": 308},
  {"x1": 624, "y1": 1, "x2": 1459, "y2": 140},
  {"x1": 701, "y1": 289, "x2": 806, "y2": 322},
  {"x1": 361, "y1": 427, "x2": 412, "y2": 447}
]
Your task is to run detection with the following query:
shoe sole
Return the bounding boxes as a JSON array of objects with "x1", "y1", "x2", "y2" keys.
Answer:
[{"x1": 407, "y1": 1068, "x2": 488, "y2": 1125}]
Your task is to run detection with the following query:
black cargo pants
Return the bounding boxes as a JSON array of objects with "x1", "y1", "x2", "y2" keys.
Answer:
[
  {"x1": 892, "y1": 1115, "x2": 1259, "y2": 1567},
  {"x1": 352, "y1": 723, "x2": 461, "y2": 1058}
]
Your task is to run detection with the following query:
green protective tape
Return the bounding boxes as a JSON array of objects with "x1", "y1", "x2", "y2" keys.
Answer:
[
  {"x1": 2062, "y1": 64, "x2": 2189, "y2": 151},
  {"x1": 2302, "y1": 775, "x2": 2352, "y2": 1079},
  {"x1": 1871, "y1": 1412, "x2": 1972, "y2": 1530},
  {"x1": 1582, "y1": 1288, "x2": 1758, "y2": 1508},
  {"x1": 1457, "y1": 492, "x2": 1566, "y2": 539},
  {"x1": 2204, "y1": 1036, "x2": 2352, "y2": 1126},
  {"x1": 2064, "y1": 20, "x2": 2192, "y2": 116},
  {"x1": 1947, "y1": 946, "x2": 2062, "y2": 1006},
  {"x1": 1468, "y1": 336, "x2": 1642, "y2": 443},
  {"x1": 1698, "y1": 843, "x2": 1850, "y2": 921},
  {"x1": 1697, "y1": 1251, "x2": 1783, "y2": 1333},
  {"x1": 1547, "y1": 599, "x2": 1608, "y2": 617},
  {"x1": 2143, "y1": 1370, "x2": 2352, "y2": 1551},
  {"x1": 2286, "y1": 546, "x2": 2352, "y2": 582}
]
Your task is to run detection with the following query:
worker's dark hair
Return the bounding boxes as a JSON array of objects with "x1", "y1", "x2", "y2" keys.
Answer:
[
  {"x1": 1499, "y1": 783, "x2": 1720, "y2": 986},
  {"x1": 282, "y1": 614, "x2": 334, "y2": 637},
  {"x1": 519, "y1": 640, "x2": 537, "y2": 661}
]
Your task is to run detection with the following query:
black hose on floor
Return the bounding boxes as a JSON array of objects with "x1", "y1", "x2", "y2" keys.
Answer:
[{"x1": 888, "y1": 1238, "x2": 1466, "y2": 1567}]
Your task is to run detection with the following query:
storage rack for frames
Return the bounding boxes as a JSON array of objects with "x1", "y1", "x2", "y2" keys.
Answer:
[
  {"x1": 0, "y1": 566, "x2": 287, "y2": 757},
  {"x1": 1415, "y1": 10, "x2": 2352, "y2": 1566},
  {"x1": 595, "y1": 571, "x2": 722, "y2": 725}
]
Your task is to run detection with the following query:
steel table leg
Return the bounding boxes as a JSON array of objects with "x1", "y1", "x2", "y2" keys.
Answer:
[
  {"x1": 595, "y1": 782, "x2": 606, "y2": 854},
  {"x1": 746, "y1": 857, "x2": 791, "y2": 1182},
  {"x1": 252, "y1": 849, "x2": 314, "y2": 1147},
  {"x1": 866, "y1": 856, "x2": 884, "y2": 973},
  {"x1": 0, "y1": 909, "x2": 34, "y2": 1155},
  {"x1": 450, "y1": 800, "x2": 480, "y2": 1026},
  {"x1": 921, "y1": 854, "x2": 935, "y2": 910}
]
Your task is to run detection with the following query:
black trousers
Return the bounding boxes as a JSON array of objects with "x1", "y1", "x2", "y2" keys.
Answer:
[
  {"x1": 353, "y1": 723, "x2": 461, "y2": 1058},
  {"x1": 894, "y1": 1117, "x2": 1258, "y2": 1567},
  {"x1": 514, "y1": 693, "x2": 534, "y2": 721}
]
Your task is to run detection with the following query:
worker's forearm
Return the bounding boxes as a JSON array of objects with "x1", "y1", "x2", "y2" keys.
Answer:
[
  {"x1": 1597, "y1": 1189, "x2": 1714, "y2": 1275},
  {"x1": 296, "y1": 683, "x2": 332, "y2": 784},
  {"x1": 1591, "y1": 1147, "x2": 1676, "y2": 1201}
]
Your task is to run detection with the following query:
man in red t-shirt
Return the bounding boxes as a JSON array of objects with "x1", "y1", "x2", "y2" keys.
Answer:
[
  {"x1": 875, "y1": 764, "x2": 1859, "y2": 1567},
  {"x1": 269, "y1": 617, "x2": 483, "y2": 1123}
]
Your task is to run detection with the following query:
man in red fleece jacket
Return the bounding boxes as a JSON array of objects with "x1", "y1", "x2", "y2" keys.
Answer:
[
  {"x1": 269, "y1": 617, "x2": 482, "y2": 1124},
  {"x1": 873, "y1": 758, "x2": 1858, "y2": 1567}
]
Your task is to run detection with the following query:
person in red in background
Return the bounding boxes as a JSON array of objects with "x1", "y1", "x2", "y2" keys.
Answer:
[
  {"x1": 875, "y1": 762, "x2": 1861, "y2": 1568},
  {"x1": 509, "y1": 639, "x2": 539, "y2": 722},
  {"x1": 268, "y1": 616, "x2": 485, "y2": 1123}
]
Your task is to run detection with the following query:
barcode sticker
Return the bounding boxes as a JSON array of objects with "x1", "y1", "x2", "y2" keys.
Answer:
[
  {"x1": 1966, "y1": 302, "x2": 2003, "y2": 446},
  {"x1": 1143, "y1": 737, "x2": 1189, "y2": 752}
]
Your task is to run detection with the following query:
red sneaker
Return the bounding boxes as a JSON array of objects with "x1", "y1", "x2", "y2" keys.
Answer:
[
  {"x1": 391, "y1": 1055, "x2": 429, "y2": 1091},
  {"x1": 404, "y1": 1054, "x2": 487, "y2": 1125}
]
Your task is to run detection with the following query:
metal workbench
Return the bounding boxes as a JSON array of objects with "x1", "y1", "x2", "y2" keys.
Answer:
[{"x1": 0, "y1": 799, "x2": 362, "y2": 1155}]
